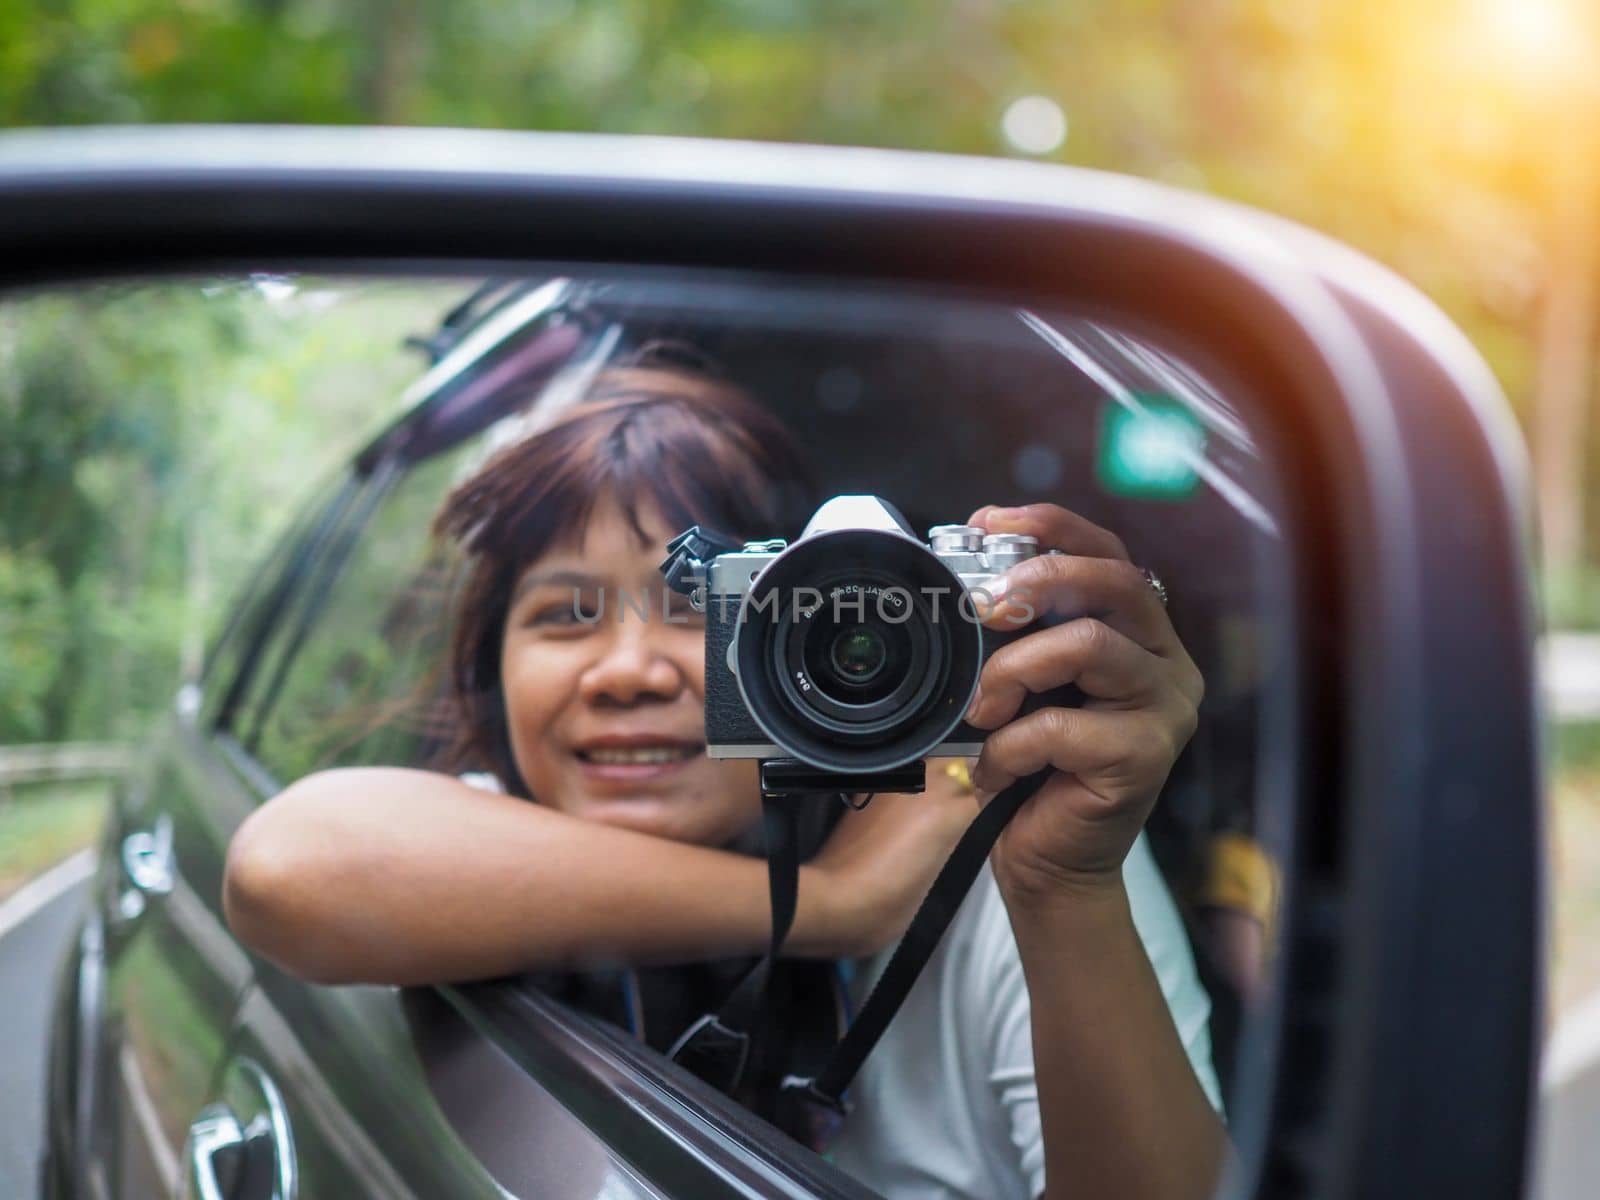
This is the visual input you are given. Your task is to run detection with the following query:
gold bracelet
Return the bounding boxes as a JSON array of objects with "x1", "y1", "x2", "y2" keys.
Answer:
[{"x1": 942, "y1": 760, "x2": 975, "y2": 793}]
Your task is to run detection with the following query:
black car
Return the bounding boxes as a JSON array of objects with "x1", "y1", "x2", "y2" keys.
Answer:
[{"x1": 12, "y1": 128, "x2": 1538, "y2": 1200}]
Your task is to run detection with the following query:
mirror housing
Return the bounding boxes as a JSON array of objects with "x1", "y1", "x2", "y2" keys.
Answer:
[{"x1": 0, "y1": 125, "x2": 1540, "y2": 1200}]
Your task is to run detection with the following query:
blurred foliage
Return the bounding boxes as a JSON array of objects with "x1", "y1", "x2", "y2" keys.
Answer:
[
  {"x1": 0, "y1": 780, "x2": 107, "y2": 900},
  {"x1": 0, "y1": 1, "x2": 1582, "y2": 413},
  {"x1": 1544, "y1": 564, "x2": 1600, "y2": 633},
  {"x1": 246, "y1": 443, "x2": 466, "y2": 784},
  {"x1": 0, "y1": 280, "x2": 457, "y2": 742},
  {"x1": 1557, "y1": 720, "x2": 1600, "y2": 773},
  {"x1": 2, "y1": 0, "x2": 1598, "y2": 738}
]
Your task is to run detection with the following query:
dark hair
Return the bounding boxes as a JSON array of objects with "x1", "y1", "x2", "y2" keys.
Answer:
[{"x1": 429, "y1": 357, "x2": 817, "y2": 796}]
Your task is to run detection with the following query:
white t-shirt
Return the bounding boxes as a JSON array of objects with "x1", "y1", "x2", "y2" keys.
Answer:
[{"x1": 827, "y1": 835, "x2": 1223, "y2": 1200}]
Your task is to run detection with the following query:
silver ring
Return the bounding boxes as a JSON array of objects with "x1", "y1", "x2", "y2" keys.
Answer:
[{"x1": 1140, "y1": 567, "x2": 1168, "y2": 607}]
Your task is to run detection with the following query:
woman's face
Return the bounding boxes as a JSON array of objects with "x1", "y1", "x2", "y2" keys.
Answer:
[{"x1": 500, "y1": 498, "x2": 760, "y2": 845}]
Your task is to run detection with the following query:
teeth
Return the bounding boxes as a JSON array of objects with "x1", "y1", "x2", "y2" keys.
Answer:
[{"x1": 585, "y1": 746, "x2": 699, "y2": 765}]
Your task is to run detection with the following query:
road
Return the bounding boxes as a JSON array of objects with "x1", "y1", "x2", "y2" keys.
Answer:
[{"x1": 0, "y1": 855, "x2": 92, "y2": 1200}]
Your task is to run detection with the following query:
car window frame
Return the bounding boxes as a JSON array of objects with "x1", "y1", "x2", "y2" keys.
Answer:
[{"x1": 440, "y1": 979, "x2": 881, "y2": 1200}]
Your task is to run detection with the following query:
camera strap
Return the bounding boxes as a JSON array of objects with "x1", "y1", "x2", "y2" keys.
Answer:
[
  {"x1": 669, "y1": 766, "x2": 1052, "y2": 1117},
  {"x1": 667, "y1": 793, "x2": 802, "y2": 1094},
  {"x1": 786, "y1": 766, "x2": 1051, "y2": 1112}
]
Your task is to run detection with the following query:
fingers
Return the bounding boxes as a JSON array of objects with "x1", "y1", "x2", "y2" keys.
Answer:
[
  {"x1": 965, "y1": 618, "x2": 1168, "y2": 729},
  {"x1": 965, "y1": 501, "x2": 1173, "y2": 653},
  {"x1": 982, "y1": 553, "x2": 1177, "y2": 657},
  {"x1": 969, "y1": 502, "x2": 1129, "y2": 562},
  {"x1": 970, "y1": 704, "x2": 1193, "y2": 804}
]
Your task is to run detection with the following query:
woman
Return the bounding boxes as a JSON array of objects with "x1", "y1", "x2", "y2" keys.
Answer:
[{"x1": 224, "y1": 354, "x2": 1225, "y2": 1199}]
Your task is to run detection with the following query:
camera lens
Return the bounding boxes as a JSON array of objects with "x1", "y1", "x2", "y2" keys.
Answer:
[
  {"x1": 786, "y1": 590, "x2": 930, "y2": 720},
  {"x1": 732, "y1": 527, "x2": 983, "y2": 774},
  {"x1": 801, "y1": 607, "x2": 913, "y2": 708},
  {"x1": 829, "y1": 626, "x2": 887, "y2": 683}
]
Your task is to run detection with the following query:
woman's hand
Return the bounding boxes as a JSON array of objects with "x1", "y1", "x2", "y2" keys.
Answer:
[
  {"x1": 802, "y1": 758, "x2": 978, "y2": 956},
  {"x1": 962, "y1": 503, "x2": 1203, "y2": 903}
]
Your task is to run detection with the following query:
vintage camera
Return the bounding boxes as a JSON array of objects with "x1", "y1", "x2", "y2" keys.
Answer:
[{"x1": 660, "y1": 496, "x2": 1050, "y2": 780}]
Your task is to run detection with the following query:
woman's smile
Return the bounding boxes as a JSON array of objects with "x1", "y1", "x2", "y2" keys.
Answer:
[{"x1": 572, "y1": 733, "x2": 709, "y2": 785}]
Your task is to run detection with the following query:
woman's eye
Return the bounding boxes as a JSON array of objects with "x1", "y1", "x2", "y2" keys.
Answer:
[
  {"x1": 525, "y1": 599, "x2": 598, "y2": 628},
  {"x1": 528, "y1": 609, "x2": 574, "y2": 626}
]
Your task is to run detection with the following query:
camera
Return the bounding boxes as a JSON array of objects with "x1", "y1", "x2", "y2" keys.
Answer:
[{"x1": 660, "y1": 495, "x2": 1048, "y2": 778}]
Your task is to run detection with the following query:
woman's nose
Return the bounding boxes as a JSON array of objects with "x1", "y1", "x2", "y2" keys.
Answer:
[{"x1": 578, "y1": 622, "x2": 687, "y2": 706}]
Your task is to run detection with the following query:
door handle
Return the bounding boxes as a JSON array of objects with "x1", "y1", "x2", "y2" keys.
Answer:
[
  {"x1": 183, "y1": 1104, "x2": 244, "y2": 1200},
  {"x1": 182, "y1": 1061, "x2": 296, "y2": 1200},
  {"x1": 117, "y1": 813, "x2": 174, "y2": 921}
]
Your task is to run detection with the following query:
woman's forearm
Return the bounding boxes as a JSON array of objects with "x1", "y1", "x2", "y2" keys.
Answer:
[
  {"x1": 223, "y1": 767, "x2": 854, "y2": 985},
  {"x1": 1002, "y1": 878, "x2": 1228, "y2": 1200}
]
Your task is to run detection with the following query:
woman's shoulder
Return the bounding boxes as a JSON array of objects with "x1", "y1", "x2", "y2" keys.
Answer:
[{"x1": 456, "y1": 770, "x2": 506, "y2": 794}]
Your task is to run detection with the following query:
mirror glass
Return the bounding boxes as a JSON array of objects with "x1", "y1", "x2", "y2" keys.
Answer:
[{"x1": 3, "y1": 271, "x2": 1294, "y2": 1198}]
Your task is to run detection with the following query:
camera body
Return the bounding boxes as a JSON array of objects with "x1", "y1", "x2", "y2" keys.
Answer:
[{"x1": 673, "y1": 496, "x2": 1047, "y2": 776}]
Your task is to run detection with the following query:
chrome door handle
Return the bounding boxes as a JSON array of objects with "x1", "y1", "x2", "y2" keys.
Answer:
[
  {"x1": 117, "y1": 813, "x2": 174, "y2": 921},
  {"x1": 121, "y1": 813, "x2": 174, "y2": 895},
  {"x1": 182, "y1": 1060, "x2": 295, "y2": 1200},
  {"x1": 184, "y1": 1104, "x2": 244, "y2": 1200}
]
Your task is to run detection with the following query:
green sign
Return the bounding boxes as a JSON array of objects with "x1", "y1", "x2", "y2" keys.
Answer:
[{"x1": 1096, "y1": 395, "x2": 1207, "y2": 500}]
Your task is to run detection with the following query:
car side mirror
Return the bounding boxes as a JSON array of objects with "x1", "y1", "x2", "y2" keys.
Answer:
[{"x1": 0, "y1": 125, "x2": 1539, "y2": 1200}]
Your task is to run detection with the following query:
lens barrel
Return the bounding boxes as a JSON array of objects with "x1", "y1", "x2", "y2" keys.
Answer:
[{"x1": 733, "y1": 529, "x2": 982, "y2": 773}]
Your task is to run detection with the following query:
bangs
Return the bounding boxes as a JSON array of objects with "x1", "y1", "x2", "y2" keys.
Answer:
[
  {"x1": 601, "y1": 400, "x2": 794, "y2": 553},
  {"x1": 436, "y1": 372, "x2": 815, "y2": 577}
]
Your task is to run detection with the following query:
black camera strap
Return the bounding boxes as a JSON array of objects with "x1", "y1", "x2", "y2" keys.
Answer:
[
  {"x1": 669, "y1": 766, "x2": 1052, "y2": 1116},
  {"x1": 788, "y1": 766, "x2": 1051, "y2": 1111},
  {"x1": 667, "y1": 793, "x2": 801, "y2": 1093}
]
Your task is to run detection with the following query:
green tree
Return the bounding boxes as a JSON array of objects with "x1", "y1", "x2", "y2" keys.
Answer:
[{"x1": 0, "y1": 278, "x2": 456, "y2": 742}]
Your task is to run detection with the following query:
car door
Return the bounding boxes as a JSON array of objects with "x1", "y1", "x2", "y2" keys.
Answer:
[{"x1": 93, "y1": 468, "x2": 364, "y2": 1199}]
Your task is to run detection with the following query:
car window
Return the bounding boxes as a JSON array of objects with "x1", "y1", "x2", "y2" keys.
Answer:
[
  {"x1": 200, "y1": 469, "x2": 360, "y2": 731},
  {"x1": 392, "y1": 275, "x2": 1287, "y2": 1199},
  {"x1": 242, "y1": 448, "x2": 474, "y2": 785}
]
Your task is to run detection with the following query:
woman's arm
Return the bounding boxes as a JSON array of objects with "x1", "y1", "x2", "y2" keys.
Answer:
[
  {"x1": 224, "y1": 765, "x2": 969, "y2": 985},
  {"x1": 962, "y1": 503, "x2": 1227, "y2": 1200},
  {"x1": 1004, "y1": 877, "x2": 1225, "y2": 1200}
]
